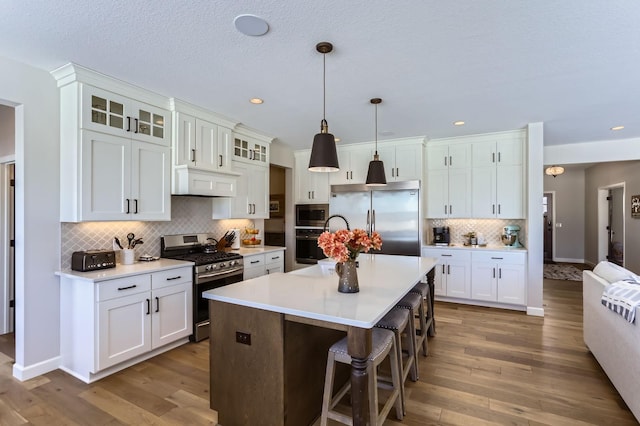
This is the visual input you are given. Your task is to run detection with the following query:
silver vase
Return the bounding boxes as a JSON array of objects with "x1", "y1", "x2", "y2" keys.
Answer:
[{"x1": 335, "y1": 259, "x2": 359, "y2": 293}]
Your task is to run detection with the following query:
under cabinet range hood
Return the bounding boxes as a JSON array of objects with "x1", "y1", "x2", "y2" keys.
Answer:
[{"x1": 172, "y1": 166, "x2": 240, "y2": 197}]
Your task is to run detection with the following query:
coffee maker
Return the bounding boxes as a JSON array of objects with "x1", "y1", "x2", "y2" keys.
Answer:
[
  {"x1": 433, "y1": 226, "x2": 451, "y2": 246},
  {"x1": 501, "y1": 225, "x2": 522, "y2": 247}
]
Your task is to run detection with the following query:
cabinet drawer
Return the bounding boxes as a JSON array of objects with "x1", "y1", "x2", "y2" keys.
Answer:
[
  {"x1": 472, "y1": 251, "x2": 525, "y2": 264},
  {"x1": 96, "y1": 275, "x2": 151, "y2": 302},
  {"x1": 422, "y1": 248, "x2": 471, "y2": 262},
  {"x1": 265, "y1": 251, "x2": 284, "y2": 266},
  {"x1": 244, "y1": 254, "x2": 265, "y2": 268},
  {"x1": 152, "y1": 267, "x2": 192, "y2": 289}
]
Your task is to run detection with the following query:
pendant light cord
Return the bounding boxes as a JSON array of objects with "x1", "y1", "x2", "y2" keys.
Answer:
[
  {"x1": 374, "y1": 102, "x2": 378, "y2": 155},
  {"x1": 323, "y1": 52, "x2": 326, "y2": 122}
]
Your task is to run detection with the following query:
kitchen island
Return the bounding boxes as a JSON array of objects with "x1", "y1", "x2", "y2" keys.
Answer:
[{"x1": 203, "y1": 254, "x2": 437, "y2": 425}]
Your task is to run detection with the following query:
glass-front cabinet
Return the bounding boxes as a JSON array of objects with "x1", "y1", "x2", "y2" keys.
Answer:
[
  {"x1": 233, "y1": 136, "x2": 269, "y2": 165},
  {"x1": 82, "y1": 85, "x2": 171, "y2": 147}
]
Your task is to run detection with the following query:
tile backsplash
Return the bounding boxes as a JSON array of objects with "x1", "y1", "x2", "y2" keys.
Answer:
[
  {"x1": 425, "y1": 218, "x2": 527, "y2": 247},
  {"x1": 61, "y1": 196, "x2": 260, "y2": 267}
]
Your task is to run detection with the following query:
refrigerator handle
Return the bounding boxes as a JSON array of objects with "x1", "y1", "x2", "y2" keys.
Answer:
[
  {"x1": 367, "y1": 209, "x2": 371, "y2": 234},
  {"x1": 372, "y1": 209, "x2": 376, "y2": 233}
]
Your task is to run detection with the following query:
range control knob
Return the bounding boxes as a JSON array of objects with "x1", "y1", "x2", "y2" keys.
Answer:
[
  {"x1": 229, "y1": 260, "x2": 237, "y2": 266},
  {"x1": 219, "y1": 262, "x2": 226, "y2": 268},
  {"x1": 205, "y1": 265, "x2": 212, "y2": 271}
]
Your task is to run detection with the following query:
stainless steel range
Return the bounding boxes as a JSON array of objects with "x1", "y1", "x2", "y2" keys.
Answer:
[{"x1": 161, "y1": 233, "x2": 244, "y2": 342}]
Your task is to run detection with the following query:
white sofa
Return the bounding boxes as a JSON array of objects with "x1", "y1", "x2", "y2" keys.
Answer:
[{"x1": 583, "y1": 264, "x2": 640, "y2": 421}]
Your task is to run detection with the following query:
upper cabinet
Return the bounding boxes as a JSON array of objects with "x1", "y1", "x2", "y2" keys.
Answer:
[
  {"x1": 173, "y1": 112, "x2": 233, "y2": 173},
  {"x1": 329, "y1": 144, "x2": 372, "y2": 185},
  {"x1": 426, "y1": 142, "x2": 472, "y2": 218},
  {"x1": 294, "y1": 150, "x2": 330, "y2": 204},
  {"x1": 232, "y1": 132, "x2": 269, "y2": 166},
  {"x1": 82, "y1": 85, "x2": 171, "y2": 147},
  {"x1": 53, "y1": 63, "x2": 172, "y2": 222},
  {"x1": 377, "y1": 139, "x2": 424, "y2": 182}
]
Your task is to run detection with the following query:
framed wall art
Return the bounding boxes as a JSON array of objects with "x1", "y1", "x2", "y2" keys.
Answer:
[{"x1": 632, "y1": 195, "x2": 640, "y2": 218}]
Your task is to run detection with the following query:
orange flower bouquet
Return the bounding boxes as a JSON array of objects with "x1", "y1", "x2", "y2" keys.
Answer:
[{"x1": 317, "y1": 228, "x2": 382, "y2": 263}]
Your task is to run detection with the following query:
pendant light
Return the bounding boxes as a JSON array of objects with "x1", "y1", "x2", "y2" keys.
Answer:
[
  {"x1": 308, "y1": 42, "x2": 339, "y2": 172},
  {"x1": 365, "y1": 98, "x2": 387, "y2": 186},
  {"x1": 545, "y1": 165, "x2": 565, "y2": 177}
]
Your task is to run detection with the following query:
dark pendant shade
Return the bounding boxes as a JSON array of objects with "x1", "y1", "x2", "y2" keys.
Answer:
[
  {"x1": 309, "y1": 132, "x2": 339, "y2": 172},
  {"x1": 365, "y1": 155, "x2": 387, "y2": 186}
]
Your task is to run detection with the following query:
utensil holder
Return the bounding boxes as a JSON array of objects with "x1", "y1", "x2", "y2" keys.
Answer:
[{"x1": 122, "y1": 249, "x2": 135, "y2": 265}]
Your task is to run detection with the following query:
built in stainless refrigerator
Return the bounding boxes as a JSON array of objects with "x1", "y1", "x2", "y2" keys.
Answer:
[{"x1": 328, "y1": 180, "x2": 421, "y2": 256}]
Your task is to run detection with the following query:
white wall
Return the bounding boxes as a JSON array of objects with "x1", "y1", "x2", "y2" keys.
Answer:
[
  {"x1": 0, "y1": 104, "x2": 15, "y2": 158},
  {"x1": 526, "y1": 123, "x2": 544, "y2": 316},
  {"x1": 0, "y1": 55, "x2": 61, "y2": 379}
]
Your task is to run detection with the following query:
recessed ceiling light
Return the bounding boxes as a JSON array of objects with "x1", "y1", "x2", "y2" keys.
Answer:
[
  {"x1": 611, "y1": 125, "x2": 624, "y2": 131},
  {"x1": 453, "y1": 121, "x2": 465, "y2": 126},
  {"x1": 250, "y1": 98, "x2": 263, "y2": 104},
  {"x1": 234, "y1": 14, "x2": 269, "y2": 37}
]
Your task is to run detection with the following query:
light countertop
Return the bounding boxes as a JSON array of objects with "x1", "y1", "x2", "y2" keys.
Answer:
[
  {"x1": 233, "y1": 245, "x2": 286, "y2": 256},
  {"x1": 422, "y1": 244, "x2": 528, "y2": 253},
  {"x1": 203, "y1": 254, "x2": 437, "y2": 329},
  {"x1": 55, "y1": 258, "x2": 194, "y2": 282}
]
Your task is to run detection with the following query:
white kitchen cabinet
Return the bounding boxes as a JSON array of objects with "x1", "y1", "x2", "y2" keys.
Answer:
[
  {"x1": 54, "y1": 63, "x2": 173, "y2": 222},
  {"x1": 330, "y1": 144, "x2": 372, "y2": 185},
  {"x1": 426, "y1": 142, "x2": 472, "y2": 218},
  {"x1": 77, "y1": 130, "x2": 170, "y2": 221},
  {"x1": 471, "y1": 135, "x2": 524, "y2": 218},
  {"x1": 294, "y1": 150, "x2": 330, "y2": 204},
  {"x1": 60, "y1": 265, "x2": 192, "y2": 383},
  {"x1": 471, "y1": 251, "x2": 526, "y2": 305},
  {"x1": 233, "y1": 135, "x2": 269, "y2": 165},
  {"x1": 377, "y1": 141, "x2": 423, "y2": 182},
  {"x1": 173, "y1": 112, "x2": 232, "y2": 173},
  {"x1": 243, "y1": 254, "x2": 266, "y2": 280},
  {"x1": 212, "y1": 162, "x2": 268, "y2": 219},
  {"x1": 82, "y1": 84, "x2": 171, "y2": 147},
  {"x1": 265, "y1": 251, "x2": 285, "y2": 274},
  {"x1": 421, "y1": 248, "x2": 471, "y2": 298}
]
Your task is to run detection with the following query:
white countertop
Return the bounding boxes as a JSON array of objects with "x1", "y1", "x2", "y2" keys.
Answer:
[
  {"x1": 423, "y1": 244, "x2": 528, "y2": 252},
  {"x1": 233, "y1": 246, "x2": 286, "y2": 256},
  {"x1": 203, "y1": 254, "x2": 437, "y2": 329},
  {"x1": 55, "y1": 258, "x2": 194, "y2": 282}
]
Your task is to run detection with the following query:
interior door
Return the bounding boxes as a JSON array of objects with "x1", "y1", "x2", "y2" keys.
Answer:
[
  {"x1": 607, "y1": 187, "x2": 624, "y2": 266},
  {"x1": 543, "y1": 192, "x2": 553, "y2": 263}
]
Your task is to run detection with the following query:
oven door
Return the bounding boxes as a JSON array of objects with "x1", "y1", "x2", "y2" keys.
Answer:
[
  {"x1": 193, "y1": 268, "x2": 243, "y2": 342},
  {"x1": 295, "y1": 204, "x2": 329, "y2": 227},
  {"x1": 295, "y1": 232, "x2": 327, "y2": 264}
]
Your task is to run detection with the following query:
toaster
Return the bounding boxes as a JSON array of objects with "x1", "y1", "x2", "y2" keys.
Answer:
[{"x1": 71, "y1": 250, "x2": 116, "y2": 272}]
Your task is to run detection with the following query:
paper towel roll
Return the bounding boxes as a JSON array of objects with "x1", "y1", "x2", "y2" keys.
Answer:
[{"x1": 231, "y1": 228, "x2": 241, "y2": 249}]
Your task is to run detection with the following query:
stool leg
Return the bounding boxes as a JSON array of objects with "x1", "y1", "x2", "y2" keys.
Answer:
[
  {"x1": 320, "y1": 352, "x2": 336, "y2": 426},
  {"x1": 393, "y1": 329, "x2": 406, "y2": 415},
  {"x1": 407, "y1": 307, "x2": 419, "y2": 381},
  {"x1": 368, "y1": 362, "x2": 378, "y2": 426},
  {"x1": 388, "y1": 337, "x2": 404, "y2": 421},
  {"x1": 427, "y1": 271, "x2": 436, "y2": 336},
  {"x1": 419, "y1": 301, "x2": 428, "y2": 357}
]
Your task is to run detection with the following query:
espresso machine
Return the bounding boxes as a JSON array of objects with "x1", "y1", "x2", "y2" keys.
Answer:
[
  {"x1": 433, "y1": 226, "x2": 451, "y2": 246},
  {"x1": 501, "y1": 225, "x2": 522, "y2": 247}
]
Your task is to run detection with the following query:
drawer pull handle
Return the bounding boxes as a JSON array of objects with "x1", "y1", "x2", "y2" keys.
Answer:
[
  {"x1": 146, "y1": 298, "x2": 150, "y2": 315},
  {"x1": 271, "y1": 256, "x2": 280, "y2": 260},
  {"x1": 155, "y1": 296, "x2": 160, "y2": 313},
  {"x1": 441, "y1": 254, "x2": 452, "y2": 257},
  {"x1": 117, "y1": 284, "x2": 137, "y2": 291},
  {"x1": 251, "y1": 260, "x2": 260, "y2": 264},
  {"x1": 166, "y1": 276, "x2": 182, "y2": 281},
  {"x1": 491, "y1": 257, "x2": 503, "y2": 260}
]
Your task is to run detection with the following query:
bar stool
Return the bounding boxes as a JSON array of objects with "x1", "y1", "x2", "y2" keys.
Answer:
[
  {"x1": 320, "y1": 328, "x2": 403, "y2": 426},
  {"x1": 410, "y1": 281, "x2": 434, "y2": 356},
  {"x1": 375, "y1": 306, "x2": 417, "y2": 414},
  {"x1": 396, "y1": 292, "x2": 428, "y2": 368}
]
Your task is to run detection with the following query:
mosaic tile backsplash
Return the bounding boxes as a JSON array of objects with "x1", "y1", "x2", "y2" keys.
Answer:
[
  {"x1": 61, "y1": 196, "x2": 260, "y2": 267},
  {"x1": 425, "y1": 218, "x2": 527, "y2": 247}
]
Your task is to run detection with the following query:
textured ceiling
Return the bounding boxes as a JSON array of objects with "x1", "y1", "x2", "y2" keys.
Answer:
[{"x1": 1, "y1": 0, "x2": 639, "y2": 150}]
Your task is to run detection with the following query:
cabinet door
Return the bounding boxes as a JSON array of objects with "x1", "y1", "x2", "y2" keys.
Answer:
[
  {"x1": 97, "y1": 292, "x2": 151, "y2": 371},
  {"x1": 433, "y1": 261, "x2": 446, "y2": 296},
  {"x1": 295, "y1": 151, "x2": 330, "y2": 204},
  {"x1": 217, "y1": 126, "x2": 233, "y2": 172},
  {"x1": 231, "y1": 162, "x2": 251, "y2": 217},
  {"x1": 233, "y1": 137, "x2": 269, "y2": 165},
  {"x1": 131, "y1": 100, "x2": 171, "y2": 146},
  {"x1": 244, "y1": 266, "x2": 265, "y2": 280},
  {"x1": 496, "y1": 165, "x2": 524, "y2": 218},
  {"x1": 393, "y1": 144, "x2": 422, "y2": 181},
  {"x1": 174, "y1": 112, "x2": 196, "y2": 167},
  {"x1": 265, "y1": 251, "x2": 285, "y2": 274},
  {"x1": 426, "y1": 145, "x2": 449, "y2": 170},
  {"x1": 471, "y1": 142, "x2": 496, "y2": 168},
  {"x1": 151, "y1": 282, "x2": 192, "y2": 348},
  {"x1": 496, "y1": 138, "x2": 523, "y2": 166},
  {"x1": 497, "y1": 263, "x2": 526, "y2": 304},
  {"x1": 81, "y1": 131, "x2": 131, "y2": 221},
  {"x1": 131, "y1": 141, "x2": 171, "y2": 221},
  {"x1": 266, "y1": 264, "x2": 284, "y2": 274},
  {"x1": 471, "y1": 167, "x2": 497, "y2": 218},
  {"x1": 250, "y1": 165, "x2": 269, "y2": 218},
  {"x1": 471, "y1": 262, "x2": 498, "y2": 301},
  {"x1": 447, "y1": 168, "x2": 472, "y2": 218},
  {"x1": 81, "y1": 85, "x2": 129, "y2": 138},
  {"x1": 426, "y1": 169, "x2": 448, "y2": 218},
  {"x1": 349, "y1": 145, "x2": 373, "y2": 184},
  {"x1": 195, "y1": 119, "x2": 219, "y2": 172},
  {"x1": 446, "y1": 260, "x2": 471, "y2": 298},
  {"x1": 447, "y1": 144, "x2": 471, "y2": 169}
]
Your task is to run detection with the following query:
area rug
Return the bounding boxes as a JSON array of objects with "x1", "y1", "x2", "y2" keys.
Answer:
[{"x1": 543, "y1": 264, "x2": 583, "y2": 281}]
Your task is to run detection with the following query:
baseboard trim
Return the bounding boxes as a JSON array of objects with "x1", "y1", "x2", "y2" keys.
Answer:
[
  {"x1": 12, "y1": 355, "x2": 60, "y2": 381},
  {"x1": 553, "y1": 257, "x2": 585, "y2": 264},
  {"x1": 527, "y1": 306, "x2": 545, "y2": 317}
]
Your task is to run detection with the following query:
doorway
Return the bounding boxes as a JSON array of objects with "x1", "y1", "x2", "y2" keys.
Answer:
[
  {"x1": 597, "y1": 183, "x2": 625, "y2": 266},
  {"x1": 543, "y1": 192, "x2": 555, "y2": 263}
]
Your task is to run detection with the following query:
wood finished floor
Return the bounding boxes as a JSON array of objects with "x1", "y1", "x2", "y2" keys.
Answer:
[{"x1": 0, "y1": 276, "x2": 637, "y2": 425}]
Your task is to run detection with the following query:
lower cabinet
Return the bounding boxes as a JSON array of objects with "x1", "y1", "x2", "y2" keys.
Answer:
[
  {"x1": 60, "y1": 265, "x2": 192, "y2": 383},
  {"x1": 422, "y1": 247, "x2": 526, "y2": 308},
  {"x1": 471, "y1": 251, "x2": 526, "y2": 305},
  {"x1": 243, "y1": 250, "x2": 285, "y2": 279}
]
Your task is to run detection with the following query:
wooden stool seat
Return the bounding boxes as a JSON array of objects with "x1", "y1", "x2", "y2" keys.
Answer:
[{"x1": 320, "y1": 328, "x2": 403, "y2": 426}]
